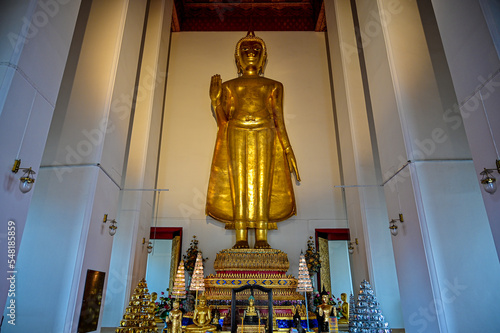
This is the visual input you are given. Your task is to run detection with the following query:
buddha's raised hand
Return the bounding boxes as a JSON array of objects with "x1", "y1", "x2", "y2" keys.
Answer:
[{"x1": 210, "y1": 74, "x2": 222, "y2": 107}]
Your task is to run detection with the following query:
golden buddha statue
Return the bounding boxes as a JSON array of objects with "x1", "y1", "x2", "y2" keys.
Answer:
[
  {"x1": 211, "y1": 307, "x2": 222, "y2": 330},
  {"x1": 222, "y1": 309, "x2": 232, "y2": 331},
  {"x1": 316, "y1": 290, "x2": 336, "y2": 333},
  {"x1": 338, "y1": 293, "x2": 349, "y2": 324},
  {"x1": 185, "y1": 296, "x2": 217, "y2": 333},
  {"x1": 149, "y1": 292, "x2": 157, "y2": 315},
  {"x1": 206, "y1": 31, "x2": 301, "y2": 249},
  {"x1": 168, "y1": 300, "x2": 183, "y2": 333},
  {"x1": 243, "y1": 296, "x2": 260, "y2": 325}
]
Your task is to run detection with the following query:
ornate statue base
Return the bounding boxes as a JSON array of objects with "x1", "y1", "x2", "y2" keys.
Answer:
[
  {"x1": 237, "y1": 325, "x2": 265, "y2": 333},
  {"x1": 204, "y1": 249, "x2": 315, "y2": 329},
  {"x1": 185, "y1": 324, "x2": 217, "y2": 333},
  {"x1": 243, "y1": 315, "x2": 260, "y2": 325},
  {"x1": 205, "y1": 249, "x2": 302, "y2": 302}
]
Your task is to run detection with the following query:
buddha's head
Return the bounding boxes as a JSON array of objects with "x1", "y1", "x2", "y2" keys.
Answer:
[
  {"x1": 173, "y1": 300, "x2": 180, "y2": 310},
  {"x1": 341, "y1": 293, "x2": 347, "y2": 302},
  {"x1": 199, "y1": 295, "x2": 207, "y2": 306},
  {"x1": 248, "y1": 295, "x2": 255, "y2": 305},
  {"x1": 320, "y1": 288, "x2": 330, "y2": 304},
  {"x1": 235, "y1": 31, "x2": 267, "y2": 76}
]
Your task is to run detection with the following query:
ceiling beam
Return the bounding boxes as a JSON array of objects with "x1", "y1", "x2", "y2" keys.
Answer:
[
  {"x1": 172, "y1": 1, "x2": 181, "y2": 32},
  {"x1": 314, "y1": 0, "x2": 325, "y2": 32}
]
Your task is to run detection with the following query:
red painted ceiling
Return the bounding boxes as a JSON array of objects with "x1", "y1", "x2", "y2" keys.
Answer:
[{"x1": 172, "y1": 0, "x2": 326, "y2": 32}]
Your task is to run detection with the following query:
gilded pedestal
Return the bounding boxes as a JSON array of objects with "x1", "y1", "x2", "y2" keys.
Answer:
[
  {"x1": 205, "y1": 249, "x2": 313, "y2": 330},
  {"x1": 205, "y1": 249, "x2": 303, "y2": 302}
]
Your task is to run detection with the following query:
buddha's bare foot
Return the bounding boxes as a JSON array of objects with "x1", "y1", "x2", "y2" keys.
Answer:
[
  {"x1": 255, "y1": 240, "x2": 271, "y2": 249},
  {"x1": 233, "y1": 240, "x2": 249, "y2": 249}
]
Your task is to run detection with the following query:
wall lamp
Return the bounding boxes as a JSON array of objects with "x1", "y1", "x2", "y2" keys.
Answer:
[
  {"x1": 389, "y1": 214, "x2": 404, "y2": 236},
  {"x1": 12, "y1": 159, "x2": 36, "y2": 193},
  {"x1": 480, "y1": 160, "x2": 500, "y2": 194},
  {"x1": 103, "y1": 214, "x2": 117, "y2": 236},
  {"x1": 143, "y1": 238, "x2": 153, "y2": 253},
  {"x1": 348, "y1": 238, "x2": 358, "y2": 254}
]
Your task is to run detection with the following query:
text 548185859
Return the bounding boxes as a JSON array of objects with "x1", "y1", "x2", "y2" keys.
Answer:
[{"x1": 6, "y1": 220, "x2": 16, "y2": 325}]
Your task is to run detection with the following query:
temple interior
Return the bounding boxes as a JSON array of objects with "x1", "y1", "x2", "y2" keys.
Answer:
[{"x1": 1, "y1": 1, "x2": 500, "y2": 333}]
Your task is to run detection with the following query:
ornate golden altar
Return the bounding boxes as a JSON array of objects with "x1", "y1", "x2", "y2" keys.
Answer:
[{"x1": 204, "y1": 248, "x2": 311, "y2": 330}]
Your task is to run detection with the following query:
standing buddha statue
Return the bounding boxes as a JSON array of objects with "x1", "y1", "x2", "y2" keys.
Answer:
[
  {"x1": 206, "y1": 31, "x2": 301, "y2": 249},
  {"x1": 316, "y1": 289, "x2": 336, "y2": 333},
  {"x1": 168, "y1": 300, "x2": 183, "y2": 333}
]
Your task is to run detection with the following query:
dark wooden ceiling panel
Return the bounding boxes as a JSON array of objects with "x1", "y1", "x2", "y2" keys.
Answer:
[{"x1": 173, "y1": 0, "x2": 325, "y2": 32}]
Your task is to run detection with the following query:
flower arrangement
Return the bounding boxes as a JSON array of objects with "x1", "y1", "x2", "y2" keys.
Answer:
[
  {"x1": 313, "y1": 290, "x2": 336, "y2": 307},
  {"x1": 155, "y1": 290, "x2": 176, "y2": 319},
  {"x1": 183, "y1": 235, "x2": 208, "y2": 273},
  {"x1": 304, "y1": 236, "x2": 321, "y2": 275}
]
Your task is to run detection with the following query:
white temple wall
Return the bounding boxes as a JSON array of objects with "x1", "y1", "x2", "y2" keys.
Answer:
[
  {"x1": 2, "y1": 0, "x2": 155, "y2": 331},
  {"x1": 0, "y1": 0, "x2": 82, "y2": 321},
  {"x1": 325, "y1": 0, "x2": 403, "y2": 328},
  {"x1": 103, "y1": 0, "x2": 172, "y2": 328},
  {"x1": 431, "y1": 0, "x2": 500, "y2": 261},
  {"x1": 356, "y1": 0, "x2": 500, "y2": 332}
]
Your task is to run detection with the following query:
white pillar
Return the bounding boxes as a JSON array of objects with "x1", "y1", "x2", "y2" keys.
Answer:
[
  {"x1": 0, "y1": 0, "x2": 82, "y2": 321},
  {"x1": 354, "y1": 0, "x2": 500, "y2": 332},
  {"x1": 324, "y1": 0, "x2": 403, "y2": 328},
  {"x1": 2, "y1": 0, "x2": 150, "y2": 331},
  {"x1": 431, "y1": 0, "x2": 500, "y2": 260},
  {"x1": 101, "y1": 0, "x2": 173, "y2": 327}
]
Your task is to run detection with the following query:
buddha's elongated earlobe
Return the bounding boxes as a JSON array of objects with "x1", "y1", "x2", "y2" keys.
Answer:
[
  {"x1": 258, "y1": 57, "x2": 267, "y2": 76},
  {"x1": 235, "y1": 56, "x2": 242, "y2": 75}
]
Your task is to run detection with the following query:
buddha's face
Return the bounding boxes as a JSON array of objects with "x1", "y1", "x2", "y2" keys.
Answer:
[
  {"x1": 199, "y1": 298, "x2": 206, "y2": 306},
  {"x1": 341, "y1": 293, "x2": 346, "y2": 302},
  {"x1": 322, "y1": 294, "x2": 329, "y2": 304},
  {"x1": 238, "y1": 41, "x2": 266, "y2": 73},
  {"x1": 173, "y1": 301, "x2": 179, "y2": 310},
  {"x1": 249, "y1": 298, "x2": 254, "y2": 305}
]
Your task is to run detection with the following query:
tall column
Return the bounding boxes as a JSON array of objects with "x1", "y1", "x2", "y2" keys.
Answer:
[
  {"x1": 353, "y1": 0, "x2": 500, "y2": 332},
  {"x1": 101, "y1": 0, "x2": 173, "y2": 327},
  {"x1": 324, "y1": 0, "x2": 403, "y2": 328},
  {"x1": 430, "y1": 0, "x2": 500, "y2": 259},
  {"x1": 0, "y1": 0, "x2": 82, "y2": 322},
  {"x1": 1, "y1": 0, "x2": 151, "y2": 331}
]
